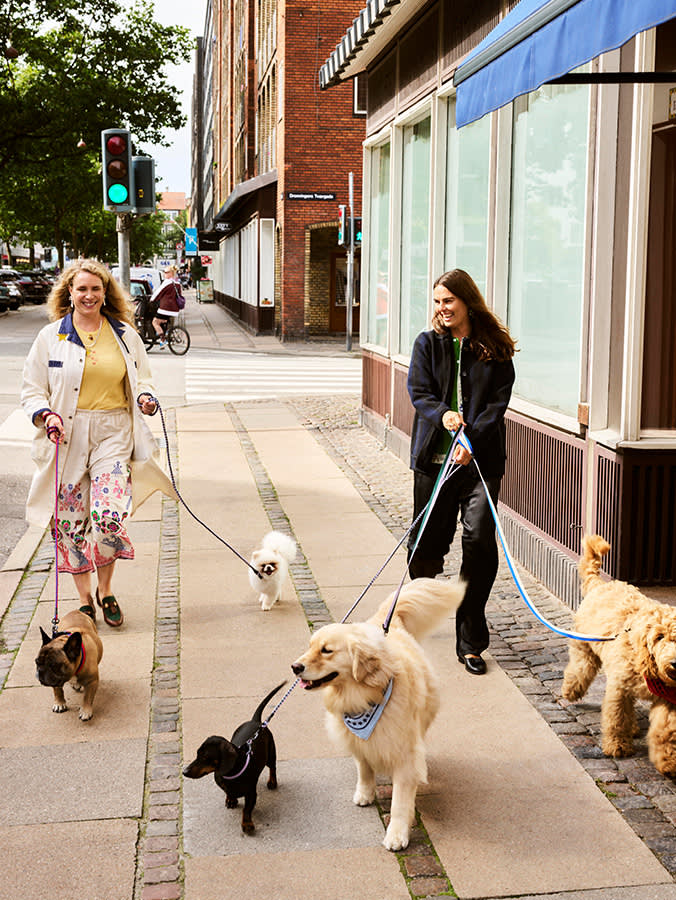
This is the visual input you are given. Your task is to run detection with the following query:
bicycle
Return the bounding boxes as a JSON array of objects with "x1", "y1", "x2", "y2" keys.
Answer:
[{"x1": 134, "y1": 304, "x2": 191, "y2": 356}]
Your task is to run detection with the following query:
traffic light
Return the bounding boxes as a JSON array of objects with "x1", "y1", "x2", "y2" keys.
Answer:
[
  {"x1": 353, "y1": 216, "x2": 362, "y2": 246},
  {"x1": 338, "y1": 204, "x2": 349, "y2": 246},
  {"x1": 101, "y1": 128, "x2": 133, "y2": 212},
  {"x1": 132, "y1": 156, "x2": 156, "y2": 215}
]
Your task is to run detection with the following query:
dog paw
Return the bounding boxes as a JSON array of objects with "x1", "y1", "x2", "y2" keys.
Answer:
[
  {"x1": 226, "y1": 797, "x2": 239, "y2": 809},
  {"x1": 79, "y1": 710, "x2": 93, "y2": 721},
  {"x1": 241, "y1": 821, "x2": 256, "y2": 835},
  {"x1": 383, "y1": 821, "x2": 409, "y2": 851},
  {"x1": 602, "y1": 738, "x2": 634, "y2": 758},
  {"x1": 52, "y1": 703, "x2": 68, "y2": 713},
  {"x1": 353, "y1": 786, "x2": 375, "y2": 806}
]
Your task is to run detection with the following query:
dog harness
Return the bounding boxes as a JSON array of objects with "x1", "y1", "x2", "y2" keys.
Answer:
[
  {"x1": 343, "y1": 679, "x2": 393, "y2": 740},
  {"x1": 644, "y1": 676, "x2": 676, "y2": 705}
]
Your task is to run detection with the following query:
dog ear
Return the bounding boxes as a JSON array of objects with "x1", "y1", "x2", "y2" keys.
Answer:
[
  {"x1": 348, "y1": 634, "x2": 391, "y2": 690},
  {"x1": 215, "y1": 739, "x2": 240, "y2": 775},
  {"x1": 64, "y1": 631, "x2": 83, "y2": 663},
  {"x1": 40, "y1": 626, "x2": 52, "y2": 645}
]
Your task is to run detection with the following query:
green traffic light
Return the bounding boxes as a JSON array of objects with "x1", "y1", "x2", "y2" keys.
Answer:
[{"x1": 108, "y1": 183, "x2": 129, "y2": 204}]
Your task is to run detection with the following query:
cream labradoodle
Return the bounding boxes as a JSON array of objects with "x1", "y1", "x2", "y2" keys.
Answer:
[{"x1": 562, "y1": 534, "x2": 676, "y2": 775}]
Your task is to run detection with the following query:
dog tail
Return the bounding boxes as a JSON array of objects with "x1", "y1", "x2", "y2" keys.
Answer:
[
  {"x1": 252, "y1": 680, "x2": 287, "y2": 723},
  {"x1": 372, "y1": 578, "x2": 466, "y2": 641},
  {"x1": 579, "y1": 534, "x2": 611, "y2": 595},
  {"x1": 262, "y1": 531, "x2": 297, "y2": 563}
]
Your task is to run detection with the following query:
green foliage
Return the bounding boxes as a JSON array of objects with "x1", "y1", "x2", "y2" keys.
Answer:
[{"x1": 0, "y1": 0, "x2": 193, "y2": 262}]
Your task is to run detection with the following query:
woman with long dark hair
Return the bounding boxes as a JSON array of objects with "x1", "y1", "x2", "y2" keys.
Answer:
[{"x1": 407, "y1": 269, "x2": 516, "y2": 675}]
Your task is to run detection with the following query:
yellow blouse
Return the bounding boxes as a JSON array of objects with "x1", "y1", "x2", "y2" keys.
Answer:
[{"x1": 75, "y1": 319, "x2": 127, "y2": 410}]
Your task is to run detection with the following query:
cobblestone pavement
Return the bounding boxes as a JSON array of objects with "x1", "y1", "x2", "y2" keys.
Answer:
[{"x1": 287, "y1": 394, "x2": 676, "y2": 881}]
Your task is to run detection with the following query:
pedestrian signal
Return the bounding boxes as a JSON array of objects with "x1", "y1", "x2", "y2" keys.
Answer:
[
  {"x1": 353, "y1": 216, "x2": 362, "y2": 246},
  {"x1": 338, "y1": 205, "x2": 349, "y2": 247},
  {"x1": 101, "y1": 128, "x2": 134, "y2": 212}
]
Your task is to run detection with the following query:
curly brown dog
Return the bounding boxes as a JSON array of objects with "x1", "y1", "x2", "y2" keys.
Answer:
[{"x1": 562, "y1": 534, "x2": 676, "y2": 775}]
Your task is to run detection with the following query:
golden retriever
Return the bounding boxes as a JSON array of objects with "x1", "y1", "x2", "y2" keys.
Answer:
[
  {"x1": 562, "y1": 534, "x2": 676, "y2": 775},
  {"x1": 291, "y1": 578, "x2": 465, "y2": 850}
]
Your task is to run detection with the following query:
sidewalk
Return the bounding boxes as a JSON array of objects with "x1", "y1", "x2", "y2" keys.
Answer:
[{"x1": 1, "y1": 299, "x2": 676, "y2": 899}]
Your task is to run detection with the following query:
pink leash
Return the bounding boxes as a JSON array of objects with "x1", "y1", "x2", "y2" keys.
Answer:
[{"x1": 46, "y1": 418, "x2": 63, "y2": 637}]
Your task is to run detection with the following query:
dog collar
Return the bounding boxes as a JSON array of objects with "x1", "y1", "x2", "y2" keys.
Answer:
[
  {"x1": 53, "y1": 631, "x2": 86, "y2": 675},
  {"x1": 343, "y1": 679, "x2": 393, "y2": 741},
  {"x1": 220, "y1": 746, "x2": 252, "y2": 780},
  {"x1": 645, "y1": 675, "x2": 676, "y2": 705}
]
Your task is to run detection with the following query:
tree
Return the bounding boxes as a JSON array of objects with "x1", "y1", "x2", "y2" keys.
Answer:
[{"x1": 0, "y1": 0, "x2": 193, "y2": 262}]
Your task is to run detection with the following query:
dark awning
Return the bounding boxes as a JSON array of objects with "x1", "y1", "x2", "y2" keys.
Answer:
[
  {"x1": 453, "y1": 0, "x2": 676, "y2": 128},
  {"x1": 213, "y1": 169, "x2": 277, "y2": 224}
]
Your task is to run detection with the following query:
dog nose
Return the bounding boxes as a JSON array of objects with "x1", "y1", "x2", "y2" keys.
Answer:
[{"x1": 291, "y1": 662, "x2": 304, "y2": 675}]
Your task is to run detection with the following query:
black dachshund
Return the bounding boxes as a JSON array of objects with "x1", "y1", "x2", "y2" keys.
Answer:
[{"x1": 183, "y1": 681, "x2": 285, "y2": 834}]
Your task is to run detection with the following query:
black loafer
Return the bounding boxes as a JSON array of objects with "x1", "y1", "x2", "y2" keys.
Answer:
[{"x1": 458, "y1": 653, "x2": 486, "y2": 675}]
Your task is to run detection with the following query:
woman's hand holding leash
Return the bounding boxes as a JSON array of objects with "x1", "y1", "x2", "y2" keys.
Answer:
[
  {"x1": 442, "y1": 411, "x2": 471, "y2": 465},
  {"x1": 137, "y1": 393, "x2": 158, "y2": 416},
  {"x1": 43, "y1": 412, "x2": 64, "y2": 444}
]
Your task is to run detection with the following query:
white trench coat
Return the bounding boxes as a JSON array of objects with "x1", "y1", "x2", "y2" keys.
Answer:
[{"x1": 21, "y1": 312, "x2": 177, "y2": 527}]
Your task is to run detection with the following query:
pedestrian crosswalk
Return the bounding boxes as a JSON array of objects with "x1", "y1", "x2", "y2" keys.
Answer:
[{"x1": 184, "y1": 353, "x2": 362, "y2": 403}]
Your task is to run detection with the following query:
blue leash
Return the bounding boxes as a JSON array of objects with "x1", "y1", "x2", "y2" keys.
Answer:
[{"x1": 454, "y1": 429, "x2": 615, "y2": 643}]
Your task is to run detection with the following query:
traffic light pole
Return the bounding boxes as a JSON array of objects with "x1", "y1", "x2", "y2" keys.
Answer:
[
  {"x1": 116, "y1": 213, "x2": 133, "y2": 292},
  {"x1": 346, "y1": 171, "x2": 354, "y2": 352}
]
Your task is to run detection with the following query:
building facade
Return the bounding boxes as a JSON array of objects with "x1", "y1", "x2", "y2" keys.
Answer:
[
  {"x1": 321, "y1": 0, "x2": 676, "y2": 603},
  {"x1": 193, "y1": 0, "x2": 367, "y2": 337}
]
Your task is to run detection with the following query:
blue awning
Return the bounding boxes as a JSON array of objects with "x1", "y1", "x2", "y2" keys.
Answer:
[{"x1": 454, "y1": 0, "x2": 676, "y2": 128}]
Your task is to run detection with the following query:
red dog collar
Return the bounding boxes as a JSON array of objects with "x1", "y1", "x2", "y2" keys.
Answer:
[{"x1": 645, "y1": 676, "x2": 676, "y2": 705}]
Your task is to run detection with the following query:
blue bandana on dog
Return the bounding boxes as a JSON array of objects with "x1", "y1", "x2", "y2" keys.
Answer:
[{"x1": 343, "y1": 679, "x2": 393, "y2": 740}]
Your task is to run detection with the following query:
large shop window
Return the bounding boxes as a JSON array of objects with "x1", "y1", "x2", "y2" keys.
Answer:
[
  {"x1": 507, "y1": 81, "x2": 590, "y2": 417},
  {"x1": 366, "y1": 142, "x2": 391, "y2": 348},
  {"x1": 445, "y1": 104, "x2": 490, "y2": 295},
  {"x1": 398, "y1": 116, "x2": 431, "y2": 356}
]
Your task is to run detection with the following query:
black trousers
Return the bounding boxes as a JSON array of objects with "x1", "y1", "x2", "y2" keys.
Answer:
[{"x1": 407, "y1": 466, "x2": 501, "y2": 657}]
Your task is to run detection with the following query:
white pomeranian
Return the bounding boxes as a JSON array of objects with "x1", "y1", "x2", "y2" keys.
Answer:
[{"x1": 249, "y1": 531, "x2": 297, "y2": 610}]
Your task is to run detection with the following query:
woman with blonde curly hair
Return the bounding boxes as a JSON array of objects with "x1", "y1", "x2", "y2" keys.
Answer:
[
  {"x1": 407, "y1": 269, "x2": 516, "y2": 675},
  {"x1": 22, "y1": 259, "x2": 175, "y2": 627}
]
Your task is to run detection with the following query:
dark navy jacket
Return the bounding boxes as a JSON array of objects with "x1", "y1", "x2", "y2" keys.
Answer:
[{"x1": 407, "y1": 329, "x2": 515, "y2": 478}]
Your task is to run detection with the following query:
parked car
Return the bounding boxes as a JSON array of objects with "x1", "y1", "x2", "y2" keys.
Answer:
[
  {"x1": 3, "y1": 279, "x2": 22, "y2": 309},
  {"x1": 0, "y1": 269, "x2": 26, "y2": 305},
  {"x1": 0, "y1": 283, "x2": 10, "y2": 313},
  {"x1": 22, "y1": 270, "x2": 51, "y2": 303}
]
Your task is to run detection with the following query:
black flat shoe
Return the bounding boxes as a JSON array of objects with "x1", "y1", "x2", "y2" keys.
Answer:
[{"x1": 458, "y1": 653, "x2": 486, "y2": 675}]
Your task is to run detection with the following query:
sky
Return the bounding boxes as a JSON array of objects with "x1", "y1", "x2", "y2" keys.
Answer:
[{"x1": 141, "y1": 0, "x2": 208, "y2": 196}]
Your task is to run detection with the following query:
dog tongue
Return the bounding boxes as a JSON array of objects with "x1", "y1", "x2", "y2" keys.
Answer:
[{"x1": 300, "y1": 679, "x2": 313, "y2": 689}]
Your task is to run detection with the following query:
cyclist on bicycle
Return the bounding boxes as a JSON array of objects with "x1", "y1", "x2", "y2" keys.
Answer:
[{"x1": 150, "y1": 266, "x2": 185, "y2": 349}]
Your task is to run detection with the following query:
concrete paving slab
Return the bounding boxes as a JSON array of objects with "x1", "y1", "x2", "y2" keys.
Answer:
[
  {"x1": 321, "y1": 582, "x2": 408, "y2": 625},
  {"x1": 0, "y1": 819, "x2": 138, "y2": 900},
  {"x1": 253, "y1": 428, "x2": 352, "y2": 486},
  {"x1": 234, "y1": 404, "x2": 301, "y2": 431},
  {"x1": 0, "y1": 679, "x2": 151, "y2": 746},
  {"x1": 0, "y1": 738, "x2": 147, "y2": 825},
  {"x1": 177, "y1": 404, "x2": 234, "y2": 432},
  {"x1": 184, "y1": 847, "x2": 410, "y2": 900},
  {"x1": 415, "y1": 633, "x2": 671, "y2": 897},
  {"x1": 183, "y1": 757, "x2": 384, "y2": 857},
  {"x1": 487, "y1": 889, "x2": 676, "y2": 900},
  {"x1": 182, "y1": 690, "x2": 338, "y2": 763}
]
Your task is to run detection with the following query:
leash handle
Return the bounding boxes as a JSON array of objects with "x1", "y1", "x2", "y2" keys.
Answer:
[{"x1": 151, "y1": 397, "x2": 263, "y2": 579}]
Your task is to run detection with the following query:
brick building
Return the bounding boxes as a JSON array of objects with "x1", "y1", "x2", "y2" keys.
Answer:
[{"x1": 192, "y1": 0, "x2": 366, "y2": 337}]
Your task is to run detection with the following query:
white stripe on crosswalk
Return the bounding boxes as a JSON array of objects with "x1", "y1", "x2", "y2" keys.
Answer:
[{"x1": 185, "y1": 354, "x2": 361, "y2": 402}]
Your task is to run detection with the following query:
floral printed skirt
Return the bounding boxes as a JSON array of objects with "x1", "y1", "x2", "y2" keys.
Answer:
[{"x1": 54, "y1": 407, "x2": 134, "y2": 574}]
